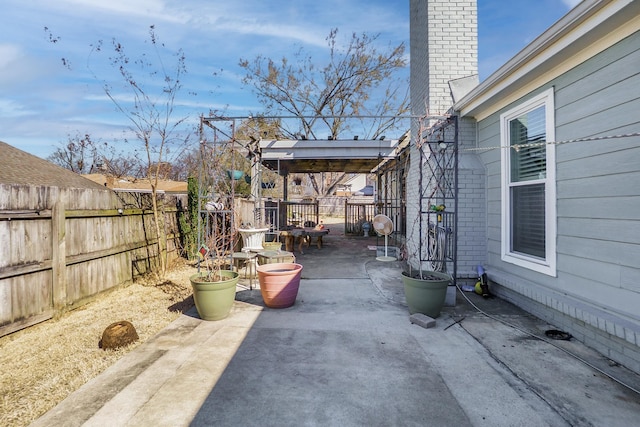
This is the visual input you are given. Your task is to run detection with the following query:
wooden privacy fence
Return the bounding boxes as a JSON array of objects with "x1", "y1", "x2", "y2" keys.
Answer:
[{"x1": 0, "y1": 194, "x2": 181, "y2": 338}]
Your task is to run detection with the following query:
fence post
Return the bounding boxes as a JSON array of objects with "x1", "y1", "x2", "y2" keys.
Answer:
[
  {"x1": 344, "y1": 199, "x2": 348, "y2": 232},
  {"x1": 51, "y1": 199, "x2": 67, "y2": 309}
]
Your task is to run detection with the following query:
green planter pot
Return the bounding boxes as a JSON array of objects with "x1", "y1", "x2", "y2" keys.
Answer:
[
  {"x1": 190, "y1": 270, "x2": 239, "y2": 321},
  {"x1": 401, "y1": 271, "x2": 452, "y2": 318}
]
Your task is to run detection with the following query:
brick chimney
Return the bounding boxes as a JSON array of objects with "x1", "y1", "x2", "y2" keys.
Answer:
[
  {"x1": 407, "y1": 0, "x2": 482, "y2": 282},
  {"x1": 410, "y1": 0, "x2": 478, "y2": 116}
]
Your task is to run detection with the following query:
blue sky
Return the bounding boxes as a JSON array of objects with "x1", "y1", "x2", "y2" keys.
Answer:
[{"x1": 0, "y1": 0, "x2": 581, "y2": 160}]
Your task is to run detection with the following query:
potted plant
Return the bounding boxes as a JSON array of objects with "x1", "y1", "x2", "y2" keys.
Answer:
[
  {"x1": 238, "y1": 224, "x2": 270, "y2": 251},
  {"x1": 190, "y1": 123, "x2": 246, "y2": 321},
  {"x1": 190, "y1": 195, "x2": 241, "y2": 321},
  {"x1": 190, "y1": 267, "x2": 239, "y2": 321},
  {"x1": 399, "y1": 116, "x2": 456, "y2": 318},
  {"x1": 400, "y1": 214, "x2": 453, "y2": 318},
  {"x1": 401, "y1": 269, "x2": 451, "y2": 318}
]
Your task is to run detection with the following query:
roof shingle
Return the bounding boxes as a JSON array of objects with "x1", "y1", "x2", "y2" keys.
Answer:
[{"x1": 0, "y1": 141, "x2": 107, "y2": 190}]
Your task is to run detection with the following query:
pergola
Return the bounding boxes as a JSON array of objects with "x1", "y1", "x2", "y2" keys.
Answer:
[
  {"x1": 197, "y1": 114, "x2": 458, "y2": 279},
  {"x1": 258, "y1": 138, "x2": 399, "y2": 174},
  {"x1": 198, "y1": 115, "x2": 411, "y2": 241},
  {"x1": 257, "y1": 138, "x2": 400, "y2": 200}
]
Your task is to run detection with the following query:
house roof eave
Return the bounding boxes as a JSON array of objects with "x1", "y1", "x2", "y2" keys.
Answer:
[{"x1": 454, "y1": 0, "x2": 639, "y2": 121}]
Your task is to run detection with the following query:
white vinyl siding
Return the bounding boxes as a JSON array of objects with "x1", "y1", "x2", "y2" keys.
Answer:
[{"x1": 500, "y1": 88, "x2": 556, "y2": 276}]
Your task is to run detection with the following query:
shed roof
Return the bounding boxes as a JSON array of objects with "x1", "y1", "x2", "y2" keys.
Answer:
[{"x1": 0, "y1": 141, "x2": 107, "y2": 191}]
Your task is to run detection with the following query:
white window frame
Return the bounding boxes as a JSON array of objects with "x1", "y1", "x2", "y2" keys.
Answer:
[{"x1": 500, "y1": 88, "x2": 556, "y2": 276}]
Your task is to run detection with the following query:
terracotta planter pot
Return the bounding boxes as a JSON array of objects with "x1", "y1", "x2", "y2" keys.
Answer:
[
  {"x1": 190, "y1": 270, "x2": 239, "y2": 321},
  {"x1": 256, "y1": 263, "x2": 303, "y2": 308},
  {"x1": 401, "y1": 271, "x2": 451, "y2": 318}
]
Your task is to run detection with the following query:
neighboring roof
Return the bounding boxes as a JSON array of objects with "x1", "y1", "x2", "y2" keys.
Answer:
[
  {"x1": 83, "y1": 173, "x2": 188, "y2": 193},
  {"x1": 0, "y1": 141, "x2": 108, "y2": 191},
  {"x1": 455, "y1": 0, "x2": 640, "y2": 120}
]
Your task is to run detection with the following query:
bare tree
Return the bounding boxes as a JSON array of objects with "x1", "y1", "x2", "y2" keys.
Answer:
[
  {"x1": 239, "y1": 29, "x2": 408, "y2": 196},
  {"x1": 168, "y1": 146, "x2": 199, "y2": 181},
  {"x1": 101, "y1": 151, "x2": 144, "y2": 178},
  {"x1": 47, "y1": 131, "x2": 149, "y2": 179},
  {"x1": 47, "y1": 133, "x2": 98, "y2": 174},
  {"x1": 45, "y1": 25, "x2": 196, "y2": 275},
  {"x1": 234, "y1": 117, "x2": 283, "y2": 142},
  {"x1": 88, "y1": 26, "x2": 193, "y2": 276}
]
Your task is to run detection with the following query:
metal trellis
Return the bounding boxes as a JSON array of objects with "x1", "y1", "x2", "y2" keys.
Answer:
[{"x1": 418, "y1": 116, "x2": 458, "y2": 283}]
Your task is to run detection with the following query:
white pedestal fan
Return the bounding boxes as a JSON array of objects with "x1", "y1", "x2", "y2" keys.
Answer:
[{"x1": 373, "y1": 214, "x2": 396, "y2": 262}]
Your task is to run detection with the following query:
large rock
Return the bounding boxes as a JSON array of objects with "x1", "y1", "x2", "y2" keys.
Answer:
[{"x1": 99, "y1": 320, "x2": 139, "y2": 350}]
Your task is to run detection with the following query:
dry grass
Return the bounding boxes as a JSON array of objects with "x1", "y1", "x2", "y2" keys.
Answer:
[{"x1": 0, "y1": 260, "x2": 198, "y2": 427}]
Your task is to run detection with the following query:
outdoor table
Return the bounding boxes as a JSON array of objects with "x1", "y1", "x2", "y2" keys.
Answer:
[
  {"x1": 256, "y1": 250, "x2": 296, "y2": 265},
  {"x1": 300, "y1": 227, "x2": 329, "y2": 252},
  {"x1": 279, "y1": 227, "x2": 329, "y2": 253},
  {"x1": 279, "y1": 228, "x2": 306, "y2": 252},
  {"x1": 231, "y1": 251, "x2": 257, "y2": 289}
]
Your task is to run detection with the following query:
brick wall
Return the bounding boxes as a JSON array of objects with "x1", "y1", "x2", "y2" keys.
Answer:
[
  {"x1": 457, "y1": 116, "x2": 486, "y2": 278},
  {"x1": 408, "y1": 0, "x2": 481, "y2": 275}
]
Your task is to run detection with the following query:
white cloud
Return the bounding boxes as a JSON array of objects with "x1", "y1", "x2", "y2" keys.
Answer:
[
  {"x1": 0, "y1": 99, "x2": 33, "y2": 118},
  {"x1": 55, "y1": 0, "x2": 189, "y2": 24},
  {"x1": 0, "y1": 43, "x2": 63, "y2": 92},
  {"x1": 0, "y1": 44, "x2": 22, "y2": 69},
  {"x1": 220, "y1": 21, "x2": 328, "y2": 48},
  {"x1": 560, "y1": 0, "x2": 583, "y2": 9}
]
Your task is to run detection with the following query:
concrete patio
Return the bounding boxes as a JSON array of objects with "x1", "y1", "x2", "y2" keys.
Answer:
[{"x1": 32, "y1": 222, "x2": 640, "y2": 426}]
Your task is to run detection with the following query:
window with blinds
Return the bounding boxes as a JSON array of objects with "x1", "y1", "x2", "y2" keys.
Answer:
[
  {"x1": 510, "y1": 106, "x2": 546, "y2": 182},
  {"x1": 509, "y1": 105, "x2": 546, "y2": 258},
  {"x1": 500, "y1": 87, "x2": 556, "y2": 276},
  {"x1": 511, "y1": 184, "x2": 545, "y2": 258}
]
